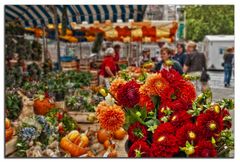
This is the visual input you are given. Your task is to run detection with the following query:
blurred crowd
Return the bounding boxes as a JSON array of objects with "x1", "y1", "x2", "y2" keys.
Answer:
[{"x1": 99, "y1": 41, "x2": 234, "y2": 92}]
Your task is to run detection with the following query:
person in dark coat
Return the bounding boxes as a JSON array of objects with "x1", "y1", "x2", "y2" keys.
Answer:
[
  {"x1": 172, "y1": 42, "x2": 187, "y2": 67},
  {"x1": 183, "y1": 41, "x2": 208, "y2": 92},
  {"x1": 223, "y1": 47, "x2": 234, "y2": 87}
]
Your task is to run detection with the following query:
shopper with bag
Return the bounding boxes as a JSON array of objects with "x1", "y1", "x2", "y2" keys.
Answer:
[{"x1": 183, "y1": 41, "x2": 209, "y2": 92}]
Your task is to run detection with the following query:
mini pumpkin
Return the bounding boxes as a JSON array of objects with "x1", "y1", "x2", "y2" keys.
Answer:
[
  {"x1": 5, "y1": 119, "x2": 14, "y2": 142},
  {"x1": 33, "y1": 97, "x2": 55, "y2": 115},
  {"x1": 113, "y1": 127, "x2": 126, "y2": 140},
  {"x1": 67, "y1": 130, "x2": 81, "y2": 144},
  {"x1": 60, "y1": 136, "x2": 89, "y2": 157},
  {"x1": 79, "y1": 133, "x2": 89, "y2": 148},
  {"x1": 97, "y1": 129, "x2": 111, "y2": 144},
  {"x1": 5, "y1": 118, "x2": 11, "y2": 129}
]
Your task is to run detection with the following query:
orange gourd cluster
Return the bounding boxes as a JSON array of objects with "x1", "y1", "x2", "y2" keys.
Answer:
[
  {"x1": 5, "y1": 118, "x2": 14, "y2": 142},
  {"x1": 60, "y1": 130, "x2": 89, "y2": 157}
]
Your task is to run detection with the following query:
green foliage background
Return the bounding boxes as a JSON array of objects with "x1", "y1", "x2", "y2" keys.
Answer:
[{"x1": 184, "y1": 5, "x2": 234, "y2": 41}]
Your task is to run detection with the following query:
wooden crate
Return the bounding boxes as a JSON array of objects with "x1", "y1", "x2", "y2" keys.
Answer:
[
  {"x1": 90, "y1": 70, "x2": 98, "y2": 78},
  {"x1": 55, "y1": 101, "x2": 66, "y2": 110},
  {"x1": 90, "y1": 80, "x2": 98, "y2": 86},
  {"x1": 79, "y1": 65, "x2": 90, "y2": 70},
  {"x1": 79, "y1": 59, "x2": 90, "y2": 65},
  {"x1": 68, "y1": 112, "x2": 97, "y2": 123},
  {"x1": 61, "y1": 61, "x2": 78, "y2": 68},
  {"x1": 62, "y1": 67, "x2": 78, "y2": 72},
  {"x1": 5, "y1": 136, "x2": 17, "y2": 157}
]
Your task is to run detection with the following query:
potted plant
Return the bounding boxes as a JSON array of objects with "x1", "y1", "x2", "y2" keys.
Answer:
[
  {"x1": 46, "y1": 72, "x2": 66, "y2": 102},
  {"x1": 5, "y1": 91, "x2": 23, "y2": 121},
  {"x1": 26, "y1": 63, "x2": 42, "y2": 81},
  {"x1": 6, "y1": 64, "x2": 23, "y2": 88},
  {"x1": 49, "y1": 82, "x2": 66, "y2": 102},
  {"x1": 65, "y1": 90, "x2": 94, "y2": 112}
]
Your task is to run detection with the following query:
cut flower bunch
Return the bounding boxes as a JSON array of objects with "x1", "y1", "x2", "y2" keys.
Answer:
[{"x1": 96, "y1": 69, "x2": 234, "y2": 158}]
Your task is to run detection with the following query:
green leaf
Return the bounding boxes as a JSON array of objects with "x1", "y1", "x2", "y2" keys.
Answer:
[{"x1": 145, "y1": 118, "x2": 160, "y2": 133}]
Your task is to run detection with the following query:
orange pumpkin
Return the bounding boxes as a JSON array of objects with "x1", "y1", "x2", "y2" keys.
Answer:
[
  {"x1": 79, "y1": 133, "x2": 89, "y2": 148},
  {"x1": 63, "y1": 130, "x2": 89, "y2": 148},
  {"x1": 60, "y1": 137, "x2": 88, "y2": 157},
  {"x1": 113, "y1": 127, "x2": 126, "y2": 140},
  {"x1": 103, "y1": 140, "x2": 111, "y2": 149},
  {"x1": 67, "y1": 130, "x2": 81, "y2": 144},
  {"x1": 33, "y1": 98, "x2": 55, "y2": 115},
  {"x1": 6, "y1": 127, "x2": 13, "y2": 142},
  {"x1": 97, "y1": 129, "x2": 111, "y2": 144},
  {"x1": 5, "y1": 118, "x2": 11, "y2": 129}
]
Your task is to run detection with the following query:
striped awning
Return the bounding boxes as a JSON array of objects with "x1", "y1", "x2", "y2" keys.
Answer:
[{"x1": 5, "y1": 5, "x2": 147, "y2": 27}]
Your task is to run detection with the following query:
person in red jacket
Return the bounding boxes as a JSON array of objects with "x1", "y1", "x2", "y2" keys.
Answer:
[{"x1": 99, "y1": 48, "x2": 117, "y2": 86}]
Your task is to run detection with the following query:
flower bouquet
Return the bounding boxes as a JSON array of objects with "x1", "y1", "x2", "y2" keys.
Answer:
[{"x1": 95, "y1": 69, "x2": 234, "y2": 158}]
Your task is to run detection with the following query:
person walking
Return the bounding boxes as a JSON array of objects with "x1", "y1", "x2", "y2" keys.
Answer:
[
  {"x1": 223, "y1": 47, "x2": 234, "y2": 87},
  {"x1": 172, "y1": 42, "x2": 187, "y2": 67},
  {"x1": 183, "y1": 41, "x2": 209, "y2": 92}
]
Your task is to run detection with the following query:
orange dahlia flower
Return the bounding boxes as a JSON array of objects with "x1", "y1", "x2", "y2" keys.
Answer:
[
  {"x1": 140, "y1": 74, "x2": 170, "y2": 96},
  {"x1": 96, "y1": 104, "x2": 125, "y2": 132},
  {"x1": 96, "y1": 101, "x2": 109, "y2": 117},
  {"x1": 109, "y1": 78, "x2": 126, "y2": 98}
]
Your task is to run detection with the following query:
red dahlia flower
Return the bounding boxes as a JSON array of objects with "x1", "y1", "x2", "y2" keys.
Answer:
[
  {"x1": 150, "y1": 135, "x2": 179, "y2": 157},
  {"x1": 139, "y1": 94, "x2": 155, "y2": 112},
  {"x1": 221, "y1": 109, "x2": 232, "y2": 129},
  {"x1": 153, "y1": 123, "x2": 175, "y2": 142},
  {"x1": 128, "y1": 140, "x2": 150, "y2": 157},
  {"x1": 190, "y1": 140, "x2": 217, "y2": 157},
  {"x1": 128, "y1": 122, "x2": 148, "y2": 143},
  {"x1": 117, "y1": 80, "x2": 140, "y2": 108},
  {"x1": 159, "y1": 86, "x2": 176, "y2": 103},
  {"x1": 170, "y1": 111, "x2": 192, "y2": 129},
  {"x1": 160, "y1": 99, "x2": 188, "y2": 113},
  {"x1": 206, "y1": 106, "x2": 232, "y2": 130},
  {"x1": 160, "y1": 68, "x2": 184, "y2": 87},
  {"x1": 196, "y1": 111, "x2": 224, "y2": 139},
  {"x1": 176, "y1": 123, "x2": 199, "y2": 147},
  {"x1": 177, "y1": 81, "x2": 196, "y2": 105}
]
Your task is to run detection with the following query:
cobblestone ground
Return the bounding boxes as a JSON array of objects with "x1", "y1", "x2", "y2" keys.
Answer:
[
  {"x1": 193, "y1": 71, "x2": 234, "y2": 100},
  {"x1": 207, "y1": 71, "x2": 234, "y2": 101}
]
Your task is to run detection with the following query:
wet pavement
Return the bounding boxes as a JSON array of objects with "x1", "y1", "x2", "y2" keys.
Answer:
[{"x1": 196, "y1": 71, "x2": 234, "y2": 101}]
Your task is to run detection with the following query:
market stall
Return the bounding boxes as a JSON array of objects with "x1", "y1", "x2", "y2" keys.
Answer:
[{"x1": 5, "y1": 5, "x2": 234, "y2": 158}]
